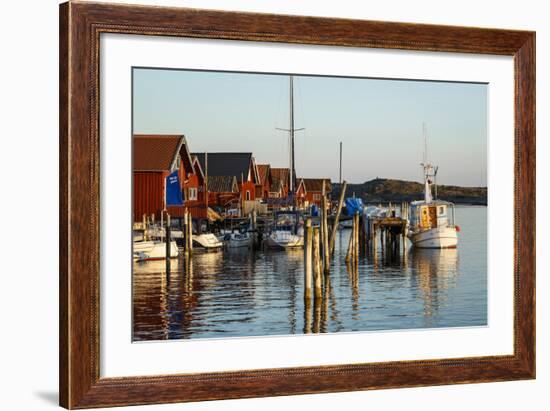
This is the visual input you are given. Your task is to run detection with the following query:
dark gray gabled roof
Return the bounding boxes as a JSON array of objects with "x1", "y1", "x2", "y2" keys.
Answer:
[
  {"x1": 207, "y1": 175, "x2": 239, "y2": 193},
  {"x1": 192, "y1": 152, "x2": 257, "y2": 183}
]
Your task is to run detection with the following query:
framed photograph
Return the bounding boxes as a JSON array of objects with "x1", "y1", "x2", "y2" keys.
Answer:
[{"x1": 59, "y1": 1, "x2": 535, "y2": 408}]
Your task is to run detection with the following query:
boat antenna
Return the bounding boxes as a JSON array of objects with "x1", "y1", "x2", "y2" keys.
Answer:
[{"x1": 421, "y1": 123, "x2": 434, "y2": 204}]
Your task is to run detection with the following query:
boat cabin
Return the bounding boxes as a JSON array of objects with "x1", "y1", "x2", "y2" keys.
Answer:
[
  {"x1": 410, "y1": 201, "x2": 455, "y2": 230},
  {"x1": 273, "y1": 211, "x2": 303, "y2": 233}
]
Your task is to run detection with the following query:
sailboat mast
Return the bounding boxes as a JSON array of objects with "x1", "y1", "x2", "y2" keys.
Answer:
[{"x1": 289, "y1": 75, "x2": 295, "y2": 196}]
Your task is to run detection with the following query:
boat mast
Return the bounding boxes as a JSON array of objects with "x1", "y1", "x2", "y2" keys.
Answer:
[
  {"x1": 276, "y1": 75, "x2": 304, "y2": 208},
  {"x1": 289, "y1": 75, "x2": 296, "y2": 197}
]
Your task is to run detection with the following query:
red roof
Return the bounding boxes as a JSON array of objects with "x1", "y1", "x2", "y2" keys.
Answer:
[
  {"x1": 133, "y1": 135, "x2": 182, "y2": 171},
  {"x1": 299, "y1": 178, "x2": 332, "y2": 193},
  {"x1": 257, "y1": 164, "x2": 271, "y2": 185},
  {"x1": 133, "y1": 135, "x2": 194, "y2": 174},
  {"x1": 270, "y1": 168, "x2": 290, "y2": 190}
]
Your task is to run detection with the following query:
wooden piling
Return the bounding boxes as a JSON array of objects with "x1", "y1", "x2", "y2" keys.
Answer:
[
  {"x1": 252, "y1": 210, "x2": 258, "y2": 249},
  {"x1": 313, "y1": 227, "x2": 322, "y2": 299},
  {"x1": 304, "y1": 218, "x2": 313, "y2": 302},
  {"x1": 354, "y1": 213, "x2": 360, "y2": 264},
  {"x1": 187, "y1": 211, "x2": 193, "y2": 255},
  {"x1": 345, "y1": 216, "x2": 354, "y2": 263},
  {"x1": 329, "y1": 181, "x2": 347, "y2": 255},
  {"x1": 183, "y1": 208, "x2": 189, "y2": 254},
  {"x1": 322, "y1": 195, "x2": 330, "y2": 273},
  {"x1": 142, "y1": 214, "x2": 147, "y2": 241},
  {"x1": 165, "y1": 213, "x2": 171, "y2": 272},
  {"x1": 370, "y1": 221, "x2": 377, "y2": 254}
]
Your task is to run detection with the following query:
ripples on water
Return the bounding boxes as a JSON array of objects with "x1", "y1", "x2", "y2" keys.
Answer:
[{"x1": 132, "y1": 206, "x2": 487, "y2": 341}]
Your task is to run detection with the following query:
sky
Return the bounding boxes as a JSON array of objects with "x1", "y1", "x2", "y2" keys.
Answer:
[{"x1": 133, "y1": 68, "x2": 487, "y2": 187}]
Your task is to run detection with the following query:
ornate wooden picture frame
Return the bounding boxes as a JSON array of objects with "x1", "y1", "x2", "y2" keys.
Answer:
[{"x1": 59, "y1": 1, "x2": 535, "y2": 408}]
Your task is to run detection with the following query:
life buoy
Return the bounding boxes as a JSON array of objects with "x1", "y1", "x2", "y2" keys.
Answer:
[{"x1": 455, "y1": 225, "x2": 461, "y2": 232}]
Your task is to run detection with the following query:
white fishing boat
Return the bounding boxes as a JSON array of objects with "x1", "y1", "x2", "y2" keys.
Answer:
[
  {"x1": 265, "y1": 211, "x2": 304, "y2": 249},
  {"x1": 193, "y1": 233, "x2": 223, "y2": 249},
  {"x1": 266, "y1": 230, "x2": 304, "y2": 249},
  {"x1": 407, "y1": 128, "x2": 459, "y2": 249},
  {"x1": 133, "y1": 240, "x2": 179, "y2": 261}
]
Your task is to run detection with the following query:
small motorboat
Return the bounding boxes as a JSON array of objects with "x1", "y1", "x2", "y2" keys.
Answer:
[
  {"x1": 193, "y1": 233, "x2": 224, "y2": 250},
  {"x1": 265, "y1": 229, "x2": 304, "y2": 249},
  {"x1": 265, "y1": 211, "x2": 304, "y2": 250},
  {"x1": 133, "y1": 240, "x2": 179, "y2": 261}
]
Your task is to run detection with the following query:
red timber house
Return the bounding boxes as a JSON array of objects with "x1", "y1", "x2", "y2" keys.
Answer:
[
  {"x1": 192, "y1": 152, "x2": 260, "y2": 214},
  {"x1": 296, "y1": 178, "x2": 332, "y2": 208},
  {"x1": 133, "y1": 134, "x2": 204, "y2": 223},
  {"x1": 256, "y1": 164, "x2": 272, "y2": 199},
  {"x1": 269, "y1": 168, "x2": 290, "y2": 198}
]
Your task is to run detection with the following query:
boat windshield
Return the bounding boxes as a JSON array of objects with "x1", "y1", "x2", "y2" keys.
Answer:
[{"x1": 273, "y1": 212, "x2": 304, "y2": 232}]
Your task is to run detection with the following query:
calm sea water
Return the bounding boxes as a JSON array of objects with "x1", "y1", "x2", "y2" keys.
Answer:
[{"x1": 132, "y1": 206, "x2": 487, "y2": 341}]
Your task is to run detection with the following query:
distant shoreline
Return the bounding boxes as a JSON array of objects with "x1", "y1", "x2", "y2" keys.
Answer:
[{"x1": 332, "y1": 178, "x2": 487, "y2": 206}]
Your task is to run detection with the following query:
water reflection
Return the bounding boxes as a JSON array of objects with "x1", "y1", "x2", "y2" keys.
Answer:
[
  {"x1": 133, "y1": 207, "x2": 487, "y2": 341},
  {"x1": 409, "y1": 248, "x2": 459, "y2": 323}
]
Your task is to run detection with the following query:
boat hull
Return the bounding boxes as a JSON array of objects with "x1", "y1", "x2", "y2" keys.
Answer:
[
  {"x1": 227, "y1": 237, "x2": 251, "y2": 248},
  {"x1": 193, "y1": 233, "x2": 224, "y2": 249},
  {"x1": 408, "y1": 227, "x2": 458, "y2": 249},
  {"x1": 133, "y1": 241, "x2": 179, "y2": 261},
  {"x1": 265, "y1": 232, "x2": 304, "y2": 249}
]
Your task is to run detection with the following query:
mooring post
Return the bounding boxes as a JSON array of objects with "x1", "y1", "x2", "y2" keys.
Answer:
[
  {"x1": 142, "y1": 213, "x2": 147, "y2": 241},
  {"x1": 253, "y1": 210, "x2": 258, "y2": 249},
  {"x1": 183, "y1": 208, "x2": 189, "y2": 255},
  {"x1": 304, "y1": 218, "x2": 313, "y2": 302},
  {"x1": 403, "y1": 226, "x2": 408, "y2": 264},
  {"x1": 345, "y1": 216, "x2": 354, "y2": 263},
  {"x1": 165, "y1": 213, "x2": 171, "y2": 272},
  {"x1": 354, "y1": 212, "x2": 360, "y2": 264},
  {"x1": 329, "y1": 181, "x2": 347, "y2": 255},
  {"x1": 187, "y1": 212, "x2": 193, "y2": 255},
  {"x1": 322, "y1": 194, "x2": 330, "y2": 273},
  {"x1": 313, "y1": 227, "x2": 323, "y2": 299}
]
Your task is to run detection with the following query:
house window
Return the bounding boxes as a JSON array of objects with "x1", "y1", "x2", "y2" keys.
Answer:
[
  {"x1": 246, "y1": 191, "x2": 251, "y2": 201},
  {"x1": 313, "y1": 193, "x2": 321, "y2": 201},
  {"x1": 188, "y1": 187, "x2": 197, "y2": 201}
]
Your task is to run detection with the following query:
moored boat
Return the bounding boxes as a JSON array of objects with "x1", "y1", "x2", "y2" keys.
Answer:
[
  {"x1": 193, "y1": 233, "x2": 224, "y2": 250},
  {"x1": 407, "y1": 131, "x2": 458, "y2": 249},
  {"x1": 224, "y1": 232, "x2": 252, "y2": 248},
  {"x1": 265, "y1": 211, "x2": 304, "y2": 249},
  {"x1": 133, "y1": 240, "x2": 179, "y2": 261}
]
